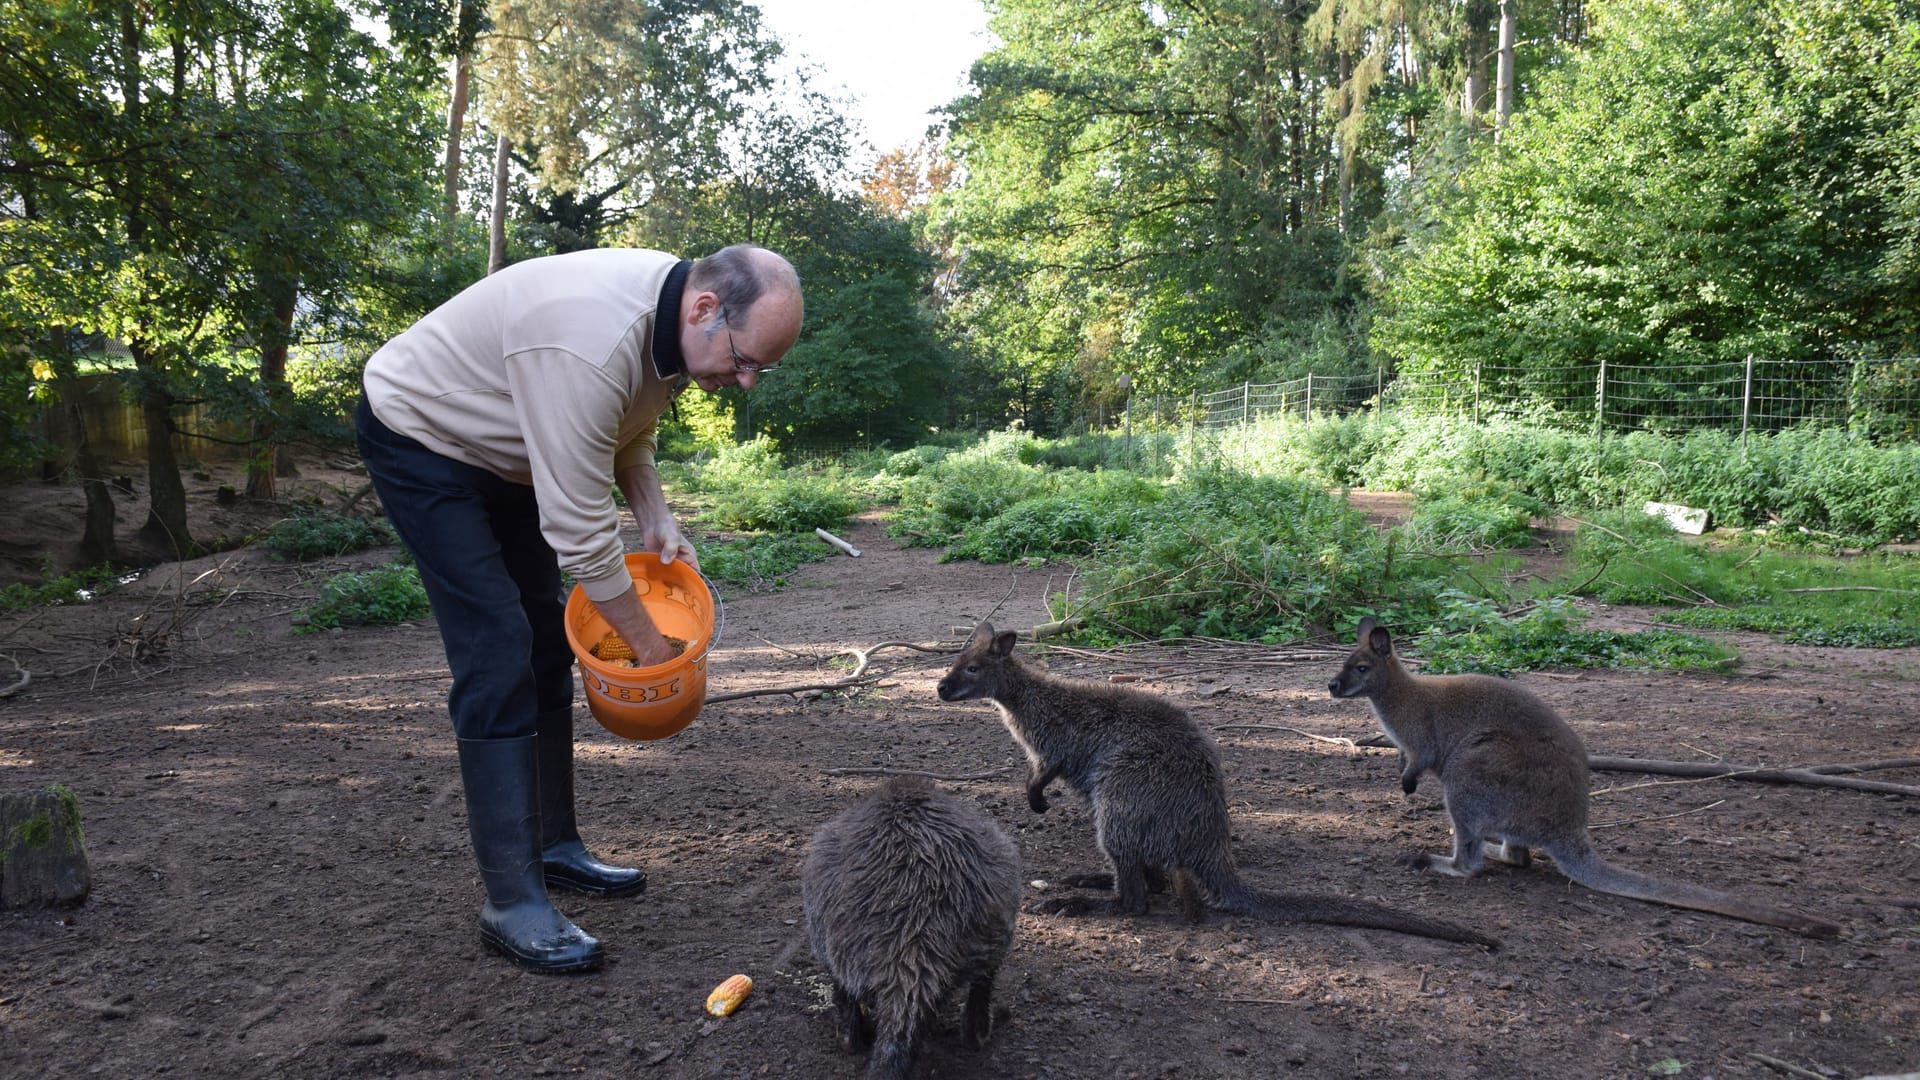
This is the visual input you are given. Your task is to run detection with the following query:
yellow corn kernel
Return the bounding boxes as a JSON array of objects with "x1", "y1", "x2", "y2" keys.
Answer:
[
  {"x1": 593, "y1": 632, "x2": 636, "y2": 662},
  {"x1": 704, "y1": 973, "x2": 753, "y2": 1017}
]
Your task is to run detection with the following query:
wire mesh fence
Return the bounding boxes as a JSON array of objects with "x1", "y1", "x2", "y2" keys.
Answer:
[{"x1": 1142, "y1": 356, "x2": 1920, "y2": 443}]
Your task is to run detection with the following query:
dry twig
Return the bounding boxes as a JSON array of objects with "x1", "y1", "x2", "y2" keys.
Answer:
[
  {"x1": 1215, "y1": 723, "x2": 1358, "y2": 748},
  {"x1": 821, "y1": 767, "x2": 1009, "y2": 782},
  {"x1": 1589, "y1": 756, "x2": 1920, "y2": 798}
]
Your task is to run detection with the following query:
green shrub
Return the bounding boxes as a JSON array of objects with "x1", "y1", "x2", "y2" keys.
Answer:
[
  {"x1": 1072, "y1": 471, "x2": 1432, "y2": 643},
  {"x1": 698, "y1": 533, "x2": 832, "y2": 592},
  {"x1": 702, "y1": 474, "x2": 862, "y2": 533},
  {"x1": 0, "y1": 563, "x2": 124, "y2": 611},
  {"x1": 261, "y1": 511, "x2": 395, "y2": 561},
  {"x1": 883, "y1": 452, "x2": 1059, "y2": 548},
  {"x1": 295, "y1": 561, "x2": 429, "y2": 633},
  {"x1": 949, "y1": 471, "x2": 1166, "y2": 563},
  {"x1": 1399, "y1": 476, "x2": 1545, "y2": 552}
]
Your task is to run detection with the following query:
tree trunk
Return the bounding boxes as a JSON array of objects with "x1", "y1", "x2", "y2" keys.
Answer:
[
  {"x1": 245, "y1": 277, "x2": 298, "y2": 501},
  {"x1": 443, "y1": 31, "x2": 471, "y2": 236},
  {"x1": 1337, "y1": 46, "x2": 1353, "y2": 231},
  {"x1": 130, "y1": 341, "x2": 193, "y2": 558},
  {"x1": 47, "y1": 331, "x2": 118, "y2": 566},
  {"x1": 489, "y1": 132, "x2": 511, "y2": 273},
  {"x1": 1495, "y1": 1, "x2": 1517, "y2": 133}
]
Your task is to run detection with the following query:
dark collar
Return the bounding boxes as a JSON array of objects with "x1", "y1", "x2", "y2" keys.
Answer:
[{"x1": 650, "y1": 259, "x2": 692, "y2": 381}]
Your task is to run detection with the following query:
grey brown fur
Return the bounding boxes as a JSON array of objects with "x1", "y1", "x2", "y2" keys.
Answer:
[
  {"x1": 1328, "y1": 617, "x2": 1841, "y2": 939},
  {"x1": 937, "y1": 623, "x2": 1498, "y2": 948},
  {"x1": 802, "y1": 777, "x2": 1022, "y2": 1080}
]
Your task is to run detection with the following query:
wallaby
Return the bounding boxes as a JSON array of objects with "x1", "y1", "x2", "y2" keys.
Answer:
[
  {"x1": 936, "y1": 623, "x2": 1498, "y2": 948},
  {"x1": 1328, "y1": 617, "x2": 1841, "y2": 939},
  {"x1": 802, "y1": 777, "x2": 1023, "y2": 1080}
]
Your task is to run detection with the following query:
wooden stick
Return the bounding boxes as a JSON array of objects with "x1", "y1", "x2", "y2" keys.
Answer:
[
  {"x1": 1748, "y1": 1053, "x2": 1829, "y2": 1080},
  {"x1": 822, "y1": 767, "x2": 1010, "y2": 782},
  {"x1": 705, "y1": 676, "x2": 883, "y2": 703},
  {"x1": 0, "y1": 653, "x2": 28, "y2": 699},
  {"x1": 1589, "y1": 799, "x2": 1725, "y2": 830},
  {"x1": 814, "y1": 527, "x2": 861, "y2": 557},
  {"x1": 1215, "y1": 723, "x2": 1359, "y2": 748},
  {"x1": 1588, "y1": 756, "x2": 1920, "y2": 798}
]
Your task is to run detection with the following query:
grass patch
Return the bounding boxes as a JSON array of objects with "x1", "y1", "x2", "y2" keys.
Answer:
[
  {"x1": 1557, "y1": 511, "x2": 1920, "y2": 644},
  {"x1": 1413, "y1": 597, "x2": 1736, "y2": 676}
]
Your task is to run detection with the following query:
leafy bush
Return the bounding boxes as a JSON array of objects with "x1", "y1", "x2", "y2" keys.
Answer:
[
  {"x1": 1399, "y1": 476, "x2": 1545, "y2": 552},
  {"x1": 295, "y1": 561, "x2": 429, "y2": 633},
  {"x1": 702, "y1": 474, "x2": 862, "y2": 533},
  {"x1": 1071, "y1": 471, "x2": 1433, "y2": 643},
  {"x1": 698, "y1": 534, "x2": 832, "y2": 593},
  {"x1": 0, "y1": 563, "x2": 124, "y2": 611},
  {"x1": 261, "y1": 511, "x2": 395, "y2": 561},
  {"x1": 882, "y1": 450, "x2": 1059, "y2": 548},
  {"x1": 948, "y1": 471, "x2": 1166, "y2": 563}
]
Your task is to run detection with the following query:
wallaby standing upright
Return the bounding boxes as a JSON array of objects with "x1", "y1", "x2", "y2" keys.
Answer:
[
  {"x1": 1328, "y1": 617, "x2": 1840, "y2": 939},
  {"x1": 802, "y1": 776, "x2": 1023, "y2": 1080},
  {"x1": 936, "y1": 623, "x2": 1498, "y2": 948}
]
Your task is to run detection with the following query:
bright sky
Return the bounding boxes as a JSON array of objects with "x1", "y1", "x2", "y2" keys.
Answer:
[{"x1": 753, "y1": 0, "x2": 997, "y2": 155}]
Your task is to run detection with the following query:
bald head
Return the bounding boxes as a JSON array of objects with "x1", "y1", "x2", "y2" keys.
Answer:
[{"x1": 688, "y1": 244, "x2": 804, "y2": 339}]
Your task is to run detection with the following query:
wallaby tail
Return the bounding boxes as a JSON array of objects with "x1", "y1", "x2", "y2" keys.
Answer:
[
  {"x1": 1214, "y1": 883, "x2": 1500, "y2": 949},
  {"x1": 1551, "y1": 844, "x2": 1840, "y2": 940}
]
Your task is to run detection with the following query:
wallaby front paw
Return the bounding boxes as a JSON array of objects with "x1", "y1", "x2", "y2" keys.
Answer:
[
  {"x1": 1033, "y1": 895, "x2": 1103, "y2": 917},
  {"x1": 1027, "y1": 790, "x2": 1050, "y2": 814},
  {"x1": 1401, "y1": 851, "x2": 1436, "y2": 872}
]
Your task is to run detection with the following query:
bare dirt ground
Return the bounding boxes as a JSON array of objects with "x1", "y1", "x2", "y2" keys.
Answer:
[{"x1": 2, "y1": 464, "x2": 1918, "y2": 1080}]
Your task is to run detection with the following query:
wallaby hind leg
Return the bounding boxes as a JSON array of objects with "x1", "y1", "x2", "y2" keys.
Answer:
[
  {"x1": 1037, "y1": 857, "x2": 1152, "y2": 916},
  {"x1": 1408, "y1": 803, "x2": 1491, "y2": 877},
  {"x1": 832, "y1": 984, "x2": 872, "y2": 1053},
  {"x1": 1062, "y1": 866, "x2": 1169, "y2": 894},
  {"x1": 1485, "y1": 839, "x2": 1532, "y2": 867},
  {"x1": 1172, "y1": 869, "x2": 1207, "y2": 923},
  {"x1": 962, "y1": 968, "x2": 1000, "y2": 1047}
]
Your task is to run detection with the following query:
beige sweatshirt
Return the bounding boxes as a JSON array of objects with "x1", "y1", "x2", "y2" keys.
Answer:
[{"x1": 363, "y1": 248, "x2": 689, "y2": 604}]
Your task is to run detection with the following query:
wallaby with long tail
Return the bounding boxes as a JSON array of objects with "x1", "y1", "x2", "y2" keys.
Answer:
[
  {"x1": 936, "y1": 623, "x2": 1498, "y2": 948},
  {"x1": 1327, "y1": 617, "x2": 1841, "y2": 939},
  {"x1": 802, "y1": 776, "x2": 1023, "y2": 1080}
]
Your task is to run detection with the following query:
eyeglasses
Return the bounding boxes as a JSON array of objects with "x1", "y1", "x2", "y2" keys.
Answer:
[{"x1": 719, "y1": 305, "x2": 777, "y2": 374}]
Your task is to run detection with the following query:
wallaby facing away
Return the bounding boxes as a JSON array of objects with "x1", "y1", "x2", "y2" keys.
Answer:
[
  {"x1": 802, "y1": 777, "x2": 1023, "y2": 1080},
  {"x1": 1328, "y1": 617, "x2": 1841, "y2": 939},
  {"x1": 936, "y1": 623, "x2": 1498, "y2": 948}
]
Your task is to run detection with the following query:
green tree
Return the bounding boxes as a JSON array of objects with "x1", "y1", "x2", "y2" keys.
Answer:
[{"x1": 1370, "y1": 0, "x2": 1920, "y2": 418}]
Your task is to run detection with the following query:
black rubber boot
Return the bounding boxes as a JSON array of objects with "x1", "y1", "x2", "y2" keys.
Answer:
[
  {"x1": 456, "y1": 735, "x2": 604, "y2": 973},
  {"x1": 535, "y1": 707, "x2": 648, "y2": 898}
]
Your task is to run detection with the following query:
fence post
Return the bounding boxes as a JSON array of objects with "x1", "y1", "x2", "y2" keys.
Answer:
[
  {"x1": 1740, "y1": 353, "x2": 1754, "y2": 460},
  {"x1": 1305, "y1": 374, "x2": 1315, "y2": 418},
  {"x1": 1473, "y1": 363, "x2": 1483, "y2": 423},
  {"x1": 1594, "y1": 356, "x2": 1607, "y2": 436},
  {"x1": 1242, "y1": 381, "x2": 1251, "y2": 426}
]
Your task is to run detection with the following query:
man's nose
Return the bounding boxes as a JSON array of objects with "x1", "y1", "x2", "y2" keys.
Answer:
[{"x1": 736, "y1": 370, "x2": 758, "y2": 391}]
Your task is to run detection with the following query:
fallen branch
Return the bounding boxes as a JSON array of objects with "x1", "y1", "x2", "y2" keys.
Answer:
[
  {"x1": 1589, "y1": 756, "x2": 1920, "y2": 798},
  {"x1": 705, "y1": 676, "x2": 883, "y2": 703},
  {"x1": 1215, "y1": 723, "x2": 1358, "y2": 748},
  {"x1": 1748, "y1": 1053, "x2": 1829, "y2": 1080},
  {"x1": 822, "y1": 767, "x2": 1010, "y2": 782},
  {"x1": 1589, "y1": 799, "x2": 1726, "y2": 830},
  {"x1": 0, "y1": 653, "x2": 28, "y2": 699},
  {"x1": 836, "y1": 639, "x2": 956, "y2": 679}
]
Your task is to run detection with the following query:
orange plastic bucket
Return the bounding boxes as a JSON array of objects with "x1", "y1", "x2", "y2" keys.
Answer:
[{"x1": 563, "y1": 553, "x2": 720, "y2": 740}]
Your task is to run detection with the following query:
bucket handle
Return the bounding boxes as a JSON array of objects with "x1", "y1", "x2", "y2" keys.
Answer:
[{"x1": 689, "y1": 570, "x2": 726, "y2": 666}]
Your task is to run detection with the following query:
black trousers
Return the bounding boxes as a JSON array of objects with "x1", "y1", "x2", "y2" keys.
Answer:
[{"x1": 354, "y1": 398, "x2": 574, "y2": 739}]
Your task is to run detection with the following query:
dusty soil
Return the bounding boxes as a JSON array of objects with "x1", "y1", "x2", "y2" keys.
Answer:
[{"x1": 2, "y1": 465, "x2": 1918, "y2": 1080}]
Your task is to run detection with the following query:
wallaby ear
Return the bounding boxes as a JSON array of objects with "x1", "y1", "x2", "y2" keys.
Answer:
[
  {"x1": 1368, "y1": 623, "x2": 1394, "y2": 656},
  {"x1": 990, "y1": 630, "x2": 1019, "y2": 657},
  {"x1": 969, "y1": 621, "x2": 995, "y2": 645},
  {"x1": 1354, "y1": 616, "x2": 1376, "y2": 644}
]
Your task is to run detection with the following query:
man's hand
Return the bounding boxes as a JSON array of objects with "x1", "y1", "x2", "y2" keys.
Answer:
[
  {"x1": 594, "y1": 586, "x2": 676, "y2": 667},
  {"x1": 641, "y1": 515, "x2": 700, "y2": 573}
]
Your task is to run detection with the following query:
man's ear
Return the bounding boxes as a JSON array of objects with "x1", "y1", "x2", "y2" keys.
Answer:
[{"x1": 686, "y1": 289, "x2": 721, "y2": 326}]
